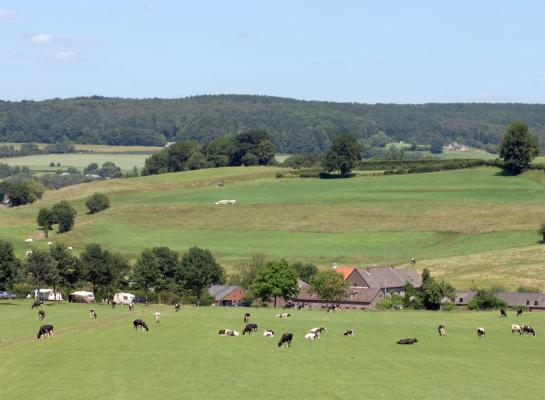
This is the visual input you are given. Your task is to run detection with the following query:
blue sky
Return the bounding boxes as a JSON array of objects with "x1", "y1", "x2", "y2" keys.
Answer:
[{"x1": 1, "y1": 0, "x2": 544, "y2": 103}]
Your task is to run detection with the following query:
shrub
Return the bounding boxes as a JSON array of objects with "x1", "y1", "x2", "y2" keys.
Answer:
[
  {"x1": 440, "y1": 302, "x2": 457, "y2": 312},
  {"x1": 85, "y1": 193, "x2": 110, "y2": 214},
  {"x1": 467, "y1": 288, "x2": 507, "y2": 310},
  {"x1": 377, "y1": 293, "x2": 404, "y2": 310}
]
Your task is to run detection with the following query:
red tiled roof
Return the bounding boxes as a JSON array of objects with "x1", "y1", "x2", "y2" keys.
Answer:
[{"x1": 334, "y1": 267, "x2": 355, "y2": 280}]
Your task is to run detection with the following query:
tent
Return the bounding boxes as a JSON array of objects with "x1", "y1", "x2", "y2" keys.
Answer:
[
  {"x1": 113, "y1": 292, "x2": 135, "y2": 305},
  {"x1": 32, "y1": 289, "x2": 63, "y2": 301},
  {"x1": 69, "y1": 291, "x2": 95, "y2": 303}
]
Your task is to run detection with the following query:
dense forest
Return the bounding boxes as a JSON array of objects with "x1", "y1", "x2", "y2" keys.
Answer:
[{"x1": 1, "y1": 95, "x2": 545, "y2": 153}]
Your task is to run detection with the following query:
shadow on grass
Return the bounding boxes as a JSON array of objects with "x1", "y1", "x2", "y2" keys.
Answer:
[{"x1": 0, "y1": 302, "x2": 18, "y2": 306}]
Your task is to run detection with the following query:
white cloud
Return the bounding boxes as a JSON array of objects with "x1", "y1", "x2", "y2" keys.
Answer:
[
  {"x1": 0, "y1": 9, "x2": 15, "y2": 19},
  {"x1": 43, "y1": 50, "x2": 79, "y2": 62},
  {"x1": 28, "y1": 33, "x2": 53, "y2": 44}
]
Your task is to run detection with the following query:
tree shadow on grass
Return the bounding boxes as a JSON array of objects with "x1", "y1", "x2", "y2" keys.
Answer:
[{"x1": 0, "y1": 302, "x2": 18, "y2": 306}]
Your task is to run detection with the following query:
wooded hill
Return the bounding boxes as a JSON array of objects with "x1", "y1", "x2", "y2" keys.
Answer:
[{"x1": 1, "y1": 95, "x2": 545, "y2": 153}]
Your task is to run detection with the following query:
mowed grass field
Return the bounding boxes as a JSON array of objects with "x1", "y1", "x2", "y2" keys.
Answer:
[
  {"x1": 1, "y1": 302, "x2": 545, "y2": 400},
  {"x1": 2, "y1": 165, "x2": 545, "y2": 289}
]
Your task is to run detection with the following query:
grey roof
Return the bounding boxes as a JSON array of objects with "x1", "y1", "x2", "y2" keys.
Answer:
[
  {"x1": 208, "y1": 285, "x2": 240, "y2": 301},
  {"x1": 496, "y1": 292, "x2": 545, "y2": 307},
  {"x1": 354, "y1": 267, "x2": 422, "y2": 289},
  {"x1": 453, "y1": 290, "x2": 477, "y2": 305}
]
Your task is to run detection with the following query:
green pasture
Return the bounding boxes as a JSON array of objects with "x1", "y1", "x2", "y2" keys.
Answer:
[
  {"x1": 0, "y1": 153, "x2": 150, "y2": 171},
  {"x1": 1, "y1": 302, "x2": 544, "y2": 400},
  {"x1": 2, "y1": 166, "x2": 545, "y2": 289}
]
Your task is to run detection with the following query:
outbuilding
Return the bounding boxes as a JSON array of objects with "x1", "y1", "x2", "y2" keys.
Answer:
[
  {"x1": 208, "y1": 285, "x2": 246, "y2": 306},
  {"x1": 69, "y1": 291, "x2": 95, "y2": 303},
  {"x1": 113, "y1": 292, "x2": 135, "y2": 305}
]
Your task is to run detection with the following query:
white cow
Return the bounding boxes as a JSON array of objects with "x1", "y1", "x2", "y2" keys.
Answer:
[
  {"x1": 512, "y1": 324, "x2": 522, "y2": 334},
  {"x1": 25, "y1": 238, "x2": 33, "y2": 244},
  {"x1": 276, "y1": 312, "x2": 291, "y2": 318},
  {"x1": 47, "y1": 242, "x2": 52, "y2": 246},
  {"x1": 154, "y1": 312, "x2": 161, "y2": 323},
  {"x1": 263, "y1": 330, "x2": 275, "y2": 337},
  {"x1": 67, "y1": 247, "x2": 73, "y2": 251},
  {"x1": 25, "y1": 250, "x2": 33, "y2": 257},
  {"x1": 304, "y1": 332, "x2": 320, "y2": 340}
]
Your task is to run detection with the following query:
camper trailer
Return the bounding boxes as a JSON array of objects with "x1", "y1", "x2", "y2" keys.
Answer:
[
  {"x1": 69, "y1": 291, "x2": 95, "y2": 303},
  {"x1": 113, "y1": 292, "x2": 135, "y2": 305},
  {"x1": 31, "y1": 289, "x2": 63, "y2": 301}
]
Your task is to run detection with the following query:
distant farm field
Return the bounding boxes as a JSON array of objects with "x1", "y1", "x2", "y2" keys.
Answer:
[
  {"x1": 1, "y1": 302, "x2": 544, "y2": 400},
  {"x1": 1, "y1": 165, "x2": 545, "y2": 289},
  {"x1": 0, "y1": 153, "x2": 150, "y2": 171}
]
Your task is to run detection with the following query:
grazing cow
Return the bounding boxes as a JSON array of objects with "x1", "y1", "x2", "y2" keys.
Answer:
[
  {"x1": 218, "y1": 329, "x2": 239, "y2": 336},
  {"x1": 242, "y1": 323, "x2": 258, "y2": 335},
  {"x1": 38, "y1": 310, "x2": 45, "y2": 320},
  {"x1": 128, "y1": 303, "x2": 135, "y2": 312},
  {"x1": 25, "y1": 250, "x2": 33, "y2": 257},
  {"x1": 284, "y1": 302, "x2": 296, "y2": 309},
  {"x1": 500, "y1": 308, "x2": 507, "y2": 317},
  {"x1": 67, "y1": 247, "x2": 73, "y2": 251},
  {"x1": 522, "y1": 325, "x2": 536, "y2": 336},
  {"x1": 278, "y1": 332, "x2": 293, "y2": 347},
  {"x1": 305, "y1": 332, "x2": 320, "y2": 340},
  {"x1": 154, "y1": 312, "x2": 161, "y2": 323},
  {"x1": 438, "y1": 324, "x2": 446, "y2": 336},
  {"x1": 343, "y1": 329, "x2": 355, "y2": 336},
  {"x1": 25, "y1": 238, "x2": 33, "y2": 244},
  {"x1": 517, "y1": 308, "x2": 523, "y2": 317},
  {"x1": 31, "y1": 300, "x2": 42, "y2": 309},
  {"x1": 244, "y1": 313, "x2": 251, "y2": 323},
  {"x1": 37, "y1": 325, "x2": 54, "y2": 339},
  {"x1": 89, "y1": 309, "x2": 97, "y2": 319},
  {"x1": 309, "y1": 327, "x2": 326, "y2": 335},
  {"x1": 397, "y1": 338, "x2": 418, "y2": 345},
  {"x1": 111, "y1": 301, "x2": 116, "y2": 309},
  {"x1": 477, "y1": 327, "x2": 486, "y2": 338},
  {"x1": 276, "y1": 312, "x2": 291, "y2": 318},
  {"x1": 47, "y1": 241, "x2": 52, "y2": 246},
  {"x1": 512, "y1": 324, "x2": 522, "y2": 334},
  {"x1": 327, "y1": 304, "x2": 340, "y2": 313},
  {"x1": 263, "y1": 330, "x2": 275, "y2": 337},
  {"x1": 174, "y1": 303, "x2": 181, "y2": 312},
  {"x1": 133, "y1": 319, "x2": 149, "y2": 331}
]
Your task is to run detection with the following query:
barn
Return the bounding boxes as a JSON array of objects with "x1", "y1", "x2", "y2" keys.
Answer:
[{"x1": 208, "y1": 285, "x2": 246, "y2": 306}]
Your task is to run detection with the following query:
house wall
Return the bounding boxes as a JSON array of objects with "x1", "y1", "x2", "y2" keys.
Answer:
[{"x1": 346, "y1": 271, "x2": 369, "y2": 287}]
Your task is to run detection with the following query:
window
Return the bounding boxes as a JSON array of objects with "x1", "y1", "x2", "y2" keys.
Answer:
[
  {"x1": 526, "y1": 300, "x2": 530, "y2": 305},
  {"x1": 459, "y1": 298, "x2": 463, "y2": 303},
  {"x1": 535, "y1": 301, "x2": 539, "y2": 306}
]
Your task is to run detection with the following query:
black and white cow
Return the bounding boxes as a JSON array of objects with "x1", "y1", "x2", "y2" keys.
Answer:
[
  {"x1": 242, "y1": 323, "x2": 258, "y2": 335},
  {"x1": 516, "y1": 308, "x2": 523, "y2": 317},
  {"x1": 263, "y1": 330, "x2": 275, "y2": 337},
  {"x1": 343, "y1": 330, "x2": 355, "y2": 336},
  {"x1": 477, "y1": 327, "x2": 486, "y2": 338},
  {"x1": 309, "y1": 327, "x2": 326, "y2": 335},
  {"x1": 512, "y1": 324, "x2": 522, "y2": 334},
  {"x1": 278, "y1": 332, "x2": 293, "y2": 347},
  {"x1": 37, "y1": 325, "x2": 54, "y2": 339},
  {"x1": 397, "y1": 338, "x2": 418, "y2": 345},
  {"x1": 438, "y1": 324, "x2": 446, "y2": 336},
  {"x1": 522, "y1": 325, "x2": 536, "y2": 336},
  {"x1": 89, "y1": 309, "x2": 97, "y2": 319},
  {"x1": 174, "y1": 303, "x2": 181, "y2": 312},
  {"x1": 500, "y1": 308, "x2": 507, "y2": 318},
  {"x1": 128, "y1": 303, "x2": 135, "y2": 312},
  {"x1": 284, "y1": 302, "x2": 296, "y2": 309},
  {"x1": 31, "y1": 300, "x2": 42, "y2": 309},
  {"x1": 244, "y1": 313, "x2": 251, "y2": 323},
  {"x1": 133, "y1": 319, "x2": 149, "y2": 331},
  {"x1": 304, "y1": 332, "x2": 320, "y2": 340},
  {"x1": 276, "y1": 312, "x2": 291, "y2": 318},
  {"x1": 38, "y1": 309, "x2": 45, "y2": 320},
  {"x1": 218, "y1": 329, "x2": 240, "y2": 336}
]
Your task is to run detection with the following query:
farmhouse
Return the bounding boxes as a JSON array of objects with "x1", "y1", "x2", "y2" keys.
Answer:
[
  {"x1": 346, "y1": 267, "x2": 423, "y2": 293},
  {"x1": 450, "y1": 290, "x2": 545, "y2": 310},
  {"x1": 208, "y1": 285, "x2": 246, "y2": 306},
  {"x1": 278, "y1": 267, "x2": 422, "y2": 309}
]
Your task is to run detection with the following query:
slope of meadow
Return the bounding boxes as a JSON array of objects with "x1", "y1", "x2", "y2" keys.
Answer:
[{"x1": 1, "y1": 166, "x2": 545, "y2": 289}]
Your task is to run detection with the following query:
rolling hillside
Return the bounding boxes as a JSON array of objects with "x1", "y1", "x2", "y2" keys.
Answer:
[{"x1": 2, "y1": 166, "x2": 545, "y2": 290}]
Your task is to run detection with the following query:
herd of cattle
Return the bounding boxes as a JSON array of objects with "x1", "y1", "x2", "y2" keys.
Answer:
[{"x1": 30, "y1": 301, "x2": 538, "y2": 345}]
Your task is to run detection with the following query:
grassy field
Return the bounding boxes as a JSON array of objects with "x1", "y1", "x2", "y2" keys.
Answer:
[
  {"x1": 1, "y1": 165, "x2": 545, "y2": 289},
  {"x1": 1, "y1": 302, "x2": 544, "y2": 400},
  {"x1": 0, "y1": 153, "x2": 150, "y2": 171}
]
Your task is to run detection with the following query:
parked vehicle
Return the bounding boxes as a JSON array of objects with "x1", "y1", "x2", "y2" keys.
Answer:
[{"x1": 0, "y1": 291, "x2": 10, "y2": 299}]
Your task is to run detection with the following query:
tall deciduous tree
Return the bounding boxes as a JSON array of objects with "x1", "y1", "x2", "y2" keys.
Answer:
[
  {"x1": 24, "y1": 249, "x2": 58, "y2": 291},
  {"x1": 291, "y1": 262, "x2": 318, "y2": 283},
  {"x1": 37, "y1": 208, "x2": 53, "y2": 238},
  {"x1": 85, "y1": 193, "x2": 110, "y2": 214},
  {"x1": 0, "y1": 240, "x2": 19, "y2": 289},
  {"x1": 499, "y1": 121, "x2": 539, "y2": 174},
  {"x1": 250, "y1": 259, "x2": 298, "y2": 307},
  {"x1": 310, "y1": 270, "x2": 348, "y2": 301},
  {"x1": 51, "y1": 201, "x2": 77, "y2": 233},
  {"x1": 322, "y1": 134, "x2": 362, "y2": 176},
  {"x1": 49, "y1": 243, "x2": 80, "y2": 288},
  {"x1": 80, "y1": 244, "x2": 127, "y2": 295},
  {"x1": 176, "y1": 247, "x2": 224, "y2": 301}
]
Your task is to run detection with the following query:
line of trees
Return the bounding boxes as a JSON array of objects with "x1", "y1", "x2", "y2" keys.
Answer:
[
  {"x1": 141, "y1": 129, "x2": 276, "y2": 175},
  {"x1": 0, "y1": 141, "x2": 75, "y2": 158}
]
